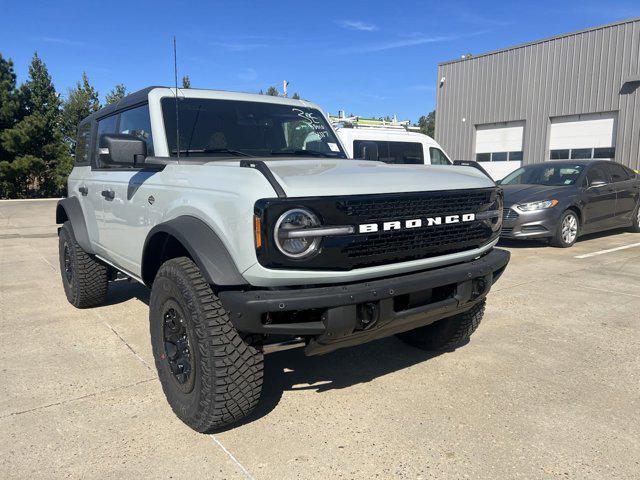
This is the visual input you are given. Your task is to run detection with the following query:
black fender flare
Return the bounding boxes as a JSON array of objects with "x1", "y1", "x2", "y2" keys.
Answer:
[
  {"x1": 56, "y1": 197, "x2": 94, "y2": 254},
  {"x1": 142, "y1": 216, "x2": 247, "y2": 286}
]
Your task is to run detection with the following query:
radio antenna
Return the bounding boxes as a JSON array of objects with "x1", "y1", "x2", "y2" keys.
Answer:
[{"x1": 173, "y1": 36, "x2": 180, "y2": 159}]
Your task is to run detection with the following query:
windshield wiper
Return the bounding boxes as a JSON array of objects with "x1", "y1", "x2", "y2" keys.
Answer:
[
  {"x1": 270, "y1": 149, "x2": 336, "y2": 158},
  {"x1": 173, "y1": 148, "x2": 253, "y2": 157}
]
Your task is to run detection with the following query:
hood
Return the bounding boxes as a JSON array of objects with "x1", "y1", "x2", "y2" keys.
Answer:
[
  {"x1": 501, "y1": 184, "x2": 574, "y2": 205},
  {"x1": 260, "y1": 158, "x2": 495, "y2": 197}
]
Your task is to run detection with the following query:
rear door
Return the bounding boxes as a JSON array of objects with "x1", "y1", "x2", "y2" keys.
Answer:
[
  {"x1": 582, "y1": 163, "x2": 617, "y2": 232},
  {"x1": 605, "y1": 163, "x2": 639, "y2": 225},
  {"x1": 99, "y1": 104, "x2": 156, "y2": 273}
]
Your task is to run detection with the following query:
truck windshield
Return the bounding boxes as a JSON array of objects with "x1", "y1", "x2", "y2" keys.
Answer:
[{"x1": 162, "y1": 97, "x2": 346, "y2": 159}]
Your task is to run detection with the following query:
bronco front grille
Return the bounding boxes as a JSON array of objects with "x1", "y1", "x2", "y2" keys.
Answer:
[
  {"x1": 255, "y1": 188, "x2": 500, "y2": 271},
  {"x1": 338, "y1": 190, "x2": 493, "y2": 222},
  {"x1": 343, "y1": 222, "x2": 492, "y2": 266}
]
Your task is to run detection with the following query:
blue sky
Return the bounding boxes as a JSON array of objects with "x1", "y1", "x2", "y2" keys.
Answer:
[{"x1": 2, "y1": 0, "x2": 639, "y2": 122}]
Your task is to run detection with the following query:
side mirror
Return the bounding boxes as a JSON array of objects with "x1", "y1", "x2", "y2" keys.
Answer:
[
  {"x1": 356, "y1": 141, "x2": 379, "y2": 161},
  {"x1": 99, "y1": 133, "x2": 147, "y2": 166},
  {"x1": 589, "y1": 180, "x2": 607, "y2": 188},
  {"x1": 452, "y1": 160, "x2": 493, "y2": 180}
]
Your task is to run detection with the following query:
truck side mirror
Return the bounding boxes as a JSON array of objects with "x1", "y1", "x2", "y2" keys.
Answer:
[
  {"x1": 356, "y1": 141, "x2": 379, "y2": 161},
  {"x1": 99, "y1": 133, "x2": 147, "y2": 166}
]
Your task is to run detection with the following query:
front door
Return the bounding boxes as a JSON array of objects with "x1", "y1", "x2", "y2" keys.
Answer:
[
  {"x1": 100, "y1": 104, "x2": 156, "y2": 274},
  {"x1": 582, "y1": 164, "x2": 617, "y2": 233}
]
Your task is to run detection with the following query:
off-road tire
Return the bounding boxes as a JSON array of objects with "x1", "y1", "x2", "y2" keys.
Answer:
[
  {"x1": 396, "y1": 300, "x2": 486, "y2": 351},
  {"x1": 630, "y1": 203, "x2": 640, "y2": 233},
  {"x1": 550, "y1": 210, "x2": 579, "y2": 248},
  {"x1": 150, "y1": 257, "x2": 263, "y2": 432},
  {"x1": 58, "y1": 221, "x2": 108, "y2": 308}
]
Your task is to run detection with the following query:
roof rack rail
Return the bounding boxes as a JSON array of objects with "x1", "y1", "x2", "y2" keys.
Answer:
[{"x1": 329, "y1": 110, "x2": 420, "y2": 131}]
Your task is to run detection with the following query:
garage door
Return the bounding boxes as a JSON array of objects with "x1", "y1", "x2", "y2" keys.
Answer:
[
  {"x1": 549, "y1": 112, "x2": 617, "y2": 160},
  {"x1": 474, "y1": 121, "x2": 524, "y2": 180}
]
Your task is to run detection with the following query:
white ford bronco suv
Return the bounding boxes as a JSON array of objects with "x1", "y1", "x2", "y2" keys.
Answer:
[{"x1": 56, "y1": 87, "x2": 510, "y2": 431}]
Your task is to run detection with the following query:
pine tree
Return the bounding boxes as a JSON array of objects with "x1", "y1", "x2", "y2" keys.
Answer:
[
  {"x1": 182, "y1": 75, "x2": 191, "y2": 88},
  {"x1": 0, "y1": 52, "x2": 70, "y2": 197},
  {"x1": 266, "y1": 86, "x2": 279, "y2": 96},
  {"x1": 61, "y1": 72, "x2": 100, "y2": 150},
  {"x1": 105, "y1": 84, "x2": 126, "y2": 104},
  {"x1": 291, "y1": 92, "x2": 300, "y2": 100},
  {"x1": 0, "y1": 54, "x2": 20, "y2": 161}
]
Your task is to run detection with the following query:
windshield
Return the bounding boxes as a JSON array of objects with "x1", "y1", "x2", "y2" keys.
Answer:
[
  {"x1": 162, "y1": 97, "x2": 346, "y2": 159},
  {"x1": 501, "y1": 163, "x2": 585, "y2": 186}
]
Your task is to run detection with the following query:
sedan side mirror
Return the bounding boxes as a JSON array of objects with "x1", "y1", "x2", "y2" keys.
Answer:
[
  {"x1": 589, "y1": 180, "x2": 607, "y2": 188},
  {"x1": 99, "y1": 133, "x2": 147, "y2": 166}
]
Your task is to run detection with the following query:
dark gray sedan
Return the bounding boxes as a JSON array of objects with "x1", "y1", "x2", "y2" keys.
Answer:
[{"x1": 499, "y1": 160, "x2": 640, "y2": 247}]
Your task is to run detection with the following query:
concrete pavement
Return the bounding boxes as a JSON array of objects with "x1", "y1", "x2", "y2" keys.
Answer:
[{"x1": 1, "y1": 199, "x2": 639, "y2": 479}]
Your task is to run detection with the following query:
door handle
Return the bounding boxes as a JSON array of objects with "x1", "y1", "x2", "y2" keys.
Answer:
[
  {"x1": 78, "y1": 186, "x2": 88, "y2": 196},
  {"x1": 101, "y1": 189, "x2": 115, "y2": 200}
]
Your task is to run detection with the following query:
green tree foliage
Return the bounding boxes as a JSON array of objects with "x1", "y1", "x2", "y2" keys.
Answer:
[
  {"x1": 61, "y1": 72, "x2": 100, "y2": 150},
  {"x1": 105, "y1": 83, "x2": 126, "y2": 105},
  {"x1": 291, "y1": 92, "x2": 300, "y2": 100},
  {"x1": 266, "y1": 86, "x2": 279, "y2": 96},
  {"x1": 0, "y1": 54, "x2": 20, "y2": 160},
  {"x1": 182, "y1": 75, "x2": 191, "y2": 88},
  {"x1": 0, "y1": 52, "x2": 71, "y2": 198},
  {"x1": 417, "y1": 110, "x2": 436, "y2": 138}
]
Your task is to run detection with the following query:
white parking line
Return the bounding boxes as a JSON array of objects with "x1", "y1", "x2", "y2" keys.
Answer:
[
  {"x1": 575, "y1": 242, "x2": 640, "y2": 259},
  {"x1": 210, "y1": 435, "x2": 256, "y2": 480}
]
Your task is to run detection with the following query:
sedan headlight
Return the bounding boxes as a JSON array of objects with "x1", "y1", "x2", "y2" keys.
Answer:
[
  {"x1": 516, "y1": 199, "x2": 558, "y2": 212},
  {"x1": 274, "y1": 208, "x2": 322, "y2": 258}
]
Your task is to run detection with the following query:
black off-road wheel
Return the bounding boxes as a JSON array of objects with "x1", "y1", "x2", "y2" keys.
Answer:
[
  {"x1": 396, "y1": 300, "x2": 486, "y2": 351},
  {"x1": 58, "y1": 221, "x2": 108, "y2": 308},
  {"x1": 149, "y1": 257, "x2": 263, "y2": 432},
  {"x1": 550, "y1": 210, "x2": 579, "y2": 248}
]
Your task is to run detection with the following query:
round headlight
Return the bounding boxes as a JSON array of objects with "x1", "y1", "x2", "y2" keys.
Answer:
[{"x1": 274, "y1": 208, "x2": 321, "y2": 258}]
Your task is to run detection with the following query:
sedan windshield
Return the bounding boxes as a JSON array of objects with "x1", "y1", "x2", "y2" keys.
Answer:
[
  {"x1": 501, "y1": 163, "x2": 584, "y2": 186},
  {"x1": 162, "y1": 97, "x2": 346, "y2": 159}
]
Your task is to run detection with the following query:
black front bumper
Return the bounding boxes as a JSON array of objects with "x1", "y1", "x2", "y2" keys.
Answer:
[{"x1": 219, "y1": 248, "x2": 510, "y2": 356}]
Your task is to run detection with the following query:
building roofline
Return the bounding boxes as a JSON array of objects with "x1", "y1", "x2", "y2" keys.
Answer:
[{"x1": 438, "y1": 16, "x2": 640, "y2": 66}]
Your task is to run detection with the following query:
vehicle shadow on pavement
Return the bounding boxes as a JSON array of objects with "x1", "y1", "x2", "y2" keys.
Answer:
[
  {"x1": 105, "y1": 278, "x2": 150, "y2": 306},
  {"x1": 497, "y1": 227, "x2": 632, "y2": 249},
  {"x1": 218, "y1": 338, "x2": 451, "y2": 432}
]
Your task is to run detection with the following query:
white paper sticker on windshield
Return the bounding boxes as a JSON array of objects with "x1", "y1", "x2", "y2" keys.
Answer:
[{"x1": 328, "y1": 142, "x2": 340, "y2": 152}]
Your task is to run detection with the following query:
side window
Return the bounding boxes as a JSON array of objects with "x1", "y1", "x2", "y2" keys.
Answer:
[
  {"x1": 387, "y1": 142, "x2": 423, "y2": 164},
  {"x1": 429, "y1": 147, "x2": 451, "y2": 165},
  {"x1": 119, "y1": 104, "x2": 154, "y2": 156},
  {"x1": 74, "y1": 122, "x2": 91, "y2": 166},
  {"x1": 95, "y1": 114, "x2": 118, "y2": 166},
  {"x1": 606, "y1": 163, "x2": 630, "y2": 183},
  {"x1": 587, "y1": 165, "x2": 609, "y2": 185},
  {"x1": 353, "y1": 140, "x2": 388, "y2": 161}
]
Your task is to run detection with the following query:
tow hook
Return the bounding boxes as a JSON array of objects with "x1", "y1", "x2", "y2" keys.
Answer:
[{"x1": 356, "y1": 302, "x2": 380, "y2": 330}]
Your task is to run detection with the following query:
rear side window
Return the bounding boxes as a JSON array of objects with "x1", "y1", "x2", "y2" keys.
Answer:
[
  {"x1": 118, "y1": 104, "x2": 154, "y2": 156},
  {"x1": 387, "y1": 142, "x2": 423, "y2": 164},
  {"x1": 74, "y1": 122, "x2": 91, "y2": 166},
  {"x1": 606, "y1": 163, "x2": 630, "y2": 182},
  {"x1": 353, "y1": 140, "x2": 423, "y2": 164},
  {"x1": 429, "y1": 147, "x2": 451, "y2": 165}
]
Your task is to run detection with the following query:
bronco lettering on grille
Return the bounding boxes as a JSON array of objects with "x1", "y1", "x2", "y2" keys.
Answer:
[{"x1": 358, "y1": 213, "x2": 476, "y2": 234}]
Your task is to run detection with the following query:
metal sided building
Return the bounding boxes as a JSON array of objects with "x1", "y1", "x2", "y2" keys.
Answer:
[{"x1": 435, "y1": 17, "x2": 640, "y2": 179}]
